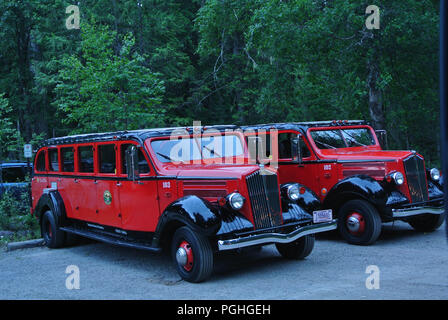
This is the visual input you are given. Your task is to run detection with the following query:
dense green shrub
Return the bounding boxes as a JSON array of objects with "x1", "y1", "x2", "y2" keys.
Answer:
[{"x1": 0, "y1": 192, "x2": 40, "y2": 244}]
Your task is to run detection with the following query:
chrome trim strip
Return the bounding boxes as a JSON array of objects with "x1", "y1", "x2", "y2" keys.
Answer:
[
  {"x1": 217, "y1": 219, "x2": 337, "y2": 251},
  {"x1": 392, "y1": 206, "x2": 445, "y2": 218}
]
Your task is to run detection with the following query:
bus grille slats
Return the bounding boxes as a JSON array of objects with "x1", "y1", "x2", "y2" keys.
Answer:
[
  {"x1": 403, "y1": 155, "x2": 428, "y2": 203},
  {"x1": 246, "y1": 171, "x2": 282, "y2": 229}
]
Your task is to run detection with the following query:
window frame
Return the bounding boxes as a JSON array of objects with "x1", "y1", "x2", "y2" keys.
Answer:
[
  {"x1": 307, "y1": 125, "x2": 380, "y2": 152},
  {"x1": 117, "y1": 141, "x2": 152, "y2": 177},
  {"x1": 61, "y1": 146, "x2": 76, "y2": 173},
  {"x1": 96, "y1": 142, "x2": 118, "y2": 176},
  {"x1": 245, "y1": 130, "x2": 315, "y2": 163},
  {"x1": 77, "y1": 144, "x2": 95, "y2": 175},
  {"x1": 47, "y1": 147, "x2": 60, "y2": 173},
  {"x1": 34, "y1": 149, "x2": 47, "y2": 173}
]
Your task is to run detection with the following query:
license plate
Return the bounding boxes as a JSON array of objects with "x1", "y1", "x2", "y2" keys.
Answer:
[{"x1": 313, "y1": 209, "x2": 333, "y2": 223}]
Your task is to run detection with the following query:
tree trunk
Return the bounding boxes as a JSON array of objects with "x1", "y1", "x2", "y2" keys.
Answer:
[{"x1": 367, "y1": 60, "x2": 385, "y2": 130}]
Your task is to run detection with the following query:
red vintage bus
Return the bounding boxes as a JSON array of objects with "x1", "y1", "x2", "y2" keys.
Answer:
[
  {"x1": 244, "y1": 121, "x2": 445, "y2": 245},
  {"x1": 31, "y1": 125, "x2": 336, "y2": 282}
]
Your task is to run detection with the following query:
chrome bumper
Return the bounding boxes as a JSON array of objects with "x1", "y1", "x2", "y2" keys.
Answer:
[
  {"x1": 392, "y1": 206, "x2": 445, "y2": 218},
  {"x1": 217, "y1": 219, "x2": 337, "y2": 251}
]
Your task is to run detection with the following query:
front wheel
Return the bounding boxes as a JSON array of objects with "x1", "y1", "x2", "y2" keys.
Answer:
[
  {"x1": 171, "y1": 227, "x2": 214, "y2": 283},
  {"x1": 408, "y1": 213, "x2": 446, "y2": 232},
  {"x1": 338, "y1": 199, "x2": 382, "y2": 245},
  {"x1": 275, "y1": 235, "x2": 315, "y2": 260}
]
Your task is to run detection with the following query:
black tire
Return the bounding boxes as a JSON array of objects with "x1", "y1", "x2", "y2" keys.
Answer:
[
  {"x1": 275, "y1": 235, "x2": 315, "y2": 260},
  {"x1": 408, "y1": 213, "x2": 446, "y2": 232},
  {"x1": 338, "y1": 199, "x2": 382, "y2": 245},
  {"x1": 41, "y1": 210, "x2": 66, "y2": 248},
  {"x1": 171, "y1": 227, "x2": 214, "y2": 283}
]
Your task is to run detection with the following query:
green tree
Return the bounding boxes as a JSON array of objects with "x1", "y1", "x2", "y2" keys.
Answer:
[
  {"x1": 54, "y1": 22, "x2": 165, "y2": 133},
  {"x1": 196, "y1": 0, "x2": 440, "y2": 163},
  {"x1": 0, "y1": 94, "x2": 17, "y2": 160}
]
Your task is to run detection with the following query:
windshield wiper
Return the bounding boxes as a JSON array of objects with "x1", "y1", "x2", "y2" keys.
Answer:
[
  {"x1": 156, "y1": 152, "x2": 172, "y2": 161},
  {"x1": 341, "y1": 130, "x2": 367, "y2": 147},
  {"x1": 202, "y1": 145, "x2": 222, "y2": 158},
  {"x1": 314, "y1": 140, "x2": 337, "y2": 149}
]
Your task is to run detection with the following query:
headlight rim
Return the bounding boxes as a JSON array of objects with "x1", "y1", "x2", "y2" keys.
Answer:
[
  {"x1": 430, "y1": 168, "x2": 440, "y2": 181},
  {"x1": 227, "y1": 192, "x2": 245, "y2": 210},
  {"x1": 286, "y1": 183, "x2": 300, "y2": 201},
  {"x1": 391, "y1": 171, "x2": 404, "y2": 185}
]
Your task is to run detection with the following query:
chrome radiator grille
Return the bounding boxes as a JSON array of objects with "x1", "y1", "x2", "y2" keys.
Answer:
[
  {"x1": 246, "y1": 170, "x2": 282, "y2": 229},
  {"x1": 403, "y1": 155, "x2": 428, "y2": 203}
]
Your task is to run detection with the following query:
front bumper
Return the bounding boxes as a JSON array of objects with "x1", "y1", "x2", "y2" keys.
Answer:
[
  {"x1": 392, "y1": 205, "x2": 445, "y2": 218},
  {"x1": 217, "y1": 219, "x2": 337, "y2": 251}
]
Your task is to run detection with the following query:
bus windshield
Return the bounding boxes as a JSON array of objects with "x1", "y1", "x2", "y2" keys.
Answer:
[
  {"x1": 151, "y1": 134, "x2": 245, "y2": 163},
  {"x1": 310, "y1": 128, "x2": 376, "y2": 149}
]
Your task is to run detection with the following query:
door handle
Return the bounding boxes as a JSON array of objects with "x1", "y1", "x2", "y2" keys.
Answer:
[
  {"x1": 74, "y1": 179, "x2": 79, "y2": 183},
  {"x1": 93, "y1": 180, "x2": 98, "y2": 184},
  {"x1": 116, "y1": 182, "x2": 122, "y2": 187}
]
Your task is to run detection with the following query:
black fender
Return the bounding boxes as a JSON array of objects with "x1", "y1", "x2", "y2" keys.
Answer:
[
  {"x1": 152, "y1": 195, "x2": 222, "y2": 247},
  {"x1": 216, "y1": 207, "x2": 254, "y2": 236},
  {"x1": 428, "y1": 179, "x2": 444, "y2": 199},
  {"x1": 385, "y1": 190, "x2": 409, "y2": 207},
  {"x1": 280, "y1": 182, "x2": 321, "y2": 213},
  {"x1": 323, "y1": 175, "x2": 388, "y2": 214},
  {"x1": 281, "y1": 202, "x2": 313, "y2": 224},
  {"x1": 34, "y1": 190, "x2": 68, "y2": 227}
]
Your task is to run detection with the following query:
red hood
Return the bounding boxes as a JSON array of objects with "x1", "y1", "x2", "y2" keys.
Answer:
[
  {"x1": 157, "y1": 163, "x2": 262, "y2": 179},
  {"x1": 318, "y1": 147, "x2": 416, "y2": 162}
]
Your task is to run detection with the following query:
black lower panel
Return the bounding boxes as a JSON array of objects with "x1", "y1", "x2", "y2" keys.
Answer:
[{"x1": 60, "y1": 226, "x2": 162, "y2": 253}]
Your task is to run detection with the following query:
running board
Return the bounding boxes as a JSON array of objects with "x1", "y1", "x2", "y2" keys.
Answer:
[{"x1": 60, "y1": 226, "x2": 162, "y2": 253}]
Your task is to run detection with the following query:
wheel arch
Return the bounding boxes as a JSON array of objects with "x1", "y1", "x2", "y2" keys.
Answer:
[
  {"x1": 152, "y1": 195, "x2": 222, "y2": 249},
  {"x1": 34, "y1": 191, "x2": 68, "y2": 226},
  {"x1": 323, "y1": 175, "x2": 388, "y2": 217}
]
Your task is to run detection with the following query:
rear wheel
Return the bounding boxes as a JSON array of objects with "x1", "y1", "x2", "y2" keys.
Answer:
[
  {"x1": 338, "y1": 199, "x2": 382, "y2": 245},
  {"x1": 171, "y1": 227, "x2": 214, "y2": 283},
  {"x1": 275, "y1": 235, "x2": 315, "y2": 260},
  {"x1": 41, "y1": 210, "x2": 66, "y2": 248},
  {"x1": 408, "y1": 213, "x2": 446, "y2": 232}
]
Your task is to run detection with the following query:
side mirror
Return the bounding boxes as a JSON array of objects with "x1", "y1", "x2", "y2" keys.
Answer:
[
  {"x1": 125, "y1": 145, "x2": 140, "y2": 181},
  {"x1": 375, "y1": 130, "x2": 388, "y2": 149},
  {"x1": 291, "y1": 137, "x2": 303, "y2": 165}
]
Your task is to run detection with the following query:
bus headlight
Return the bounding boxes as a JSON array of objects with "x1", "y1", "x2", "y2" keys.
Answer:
[
  {"x1": 392, "y1": 172, "x2": 404, "y2": 185},
  {"x1": 286, "y1": 184, "x2": 300, "y2": 201},
  {"x1": 227, "y1": 192, "x2": 245, "y2": 210},
  {"x1": 430, "y1": 168, "x2": 440, "y2": 181}
]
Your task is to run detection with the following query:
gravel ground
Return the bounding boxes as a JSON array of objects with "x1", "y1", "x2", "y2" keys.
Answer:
[{"x1": 0, "y1": 221, "x2": 447, "y2": 300}]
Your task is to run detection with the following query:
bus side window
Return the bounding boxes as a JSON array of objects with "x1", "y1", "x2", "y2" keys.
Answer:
[
  {"x1": 278, "y1": 133, "x2": 292, "y2": 159},
  {"x1": 48, "y1": 148, "x2": 59, "y2": 172},
  {"x1": 61, "y1": 147, "x2": 75, "y2": 172},
  {"x1": 35, "y1": 150, "x2": 46, "y2": 172},
  {"x1": 299, "y1": 136, "x2": 311, "y2": 159},
  {"x1": 99, "y1": 144, "x2": 116, "y2": 174},
  {"x1": 78, "y1": 146, "x2": 94, "y2": 173},
  {"x1": 121, "y1": 144, "x2": 150, "y2": 174}
]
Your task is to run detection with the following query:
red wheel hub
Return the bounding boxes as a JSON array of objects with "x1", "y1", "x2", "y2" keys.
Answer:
[
  {"x1": 47, "y1": 222, "x2": 52, "y2": 238},
  {"x1": 346, "y1": 212, "x2": 365, "y2": 236},
  {"x1": 177, "y1": 241, "x2": 194, "y2": 272}
]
